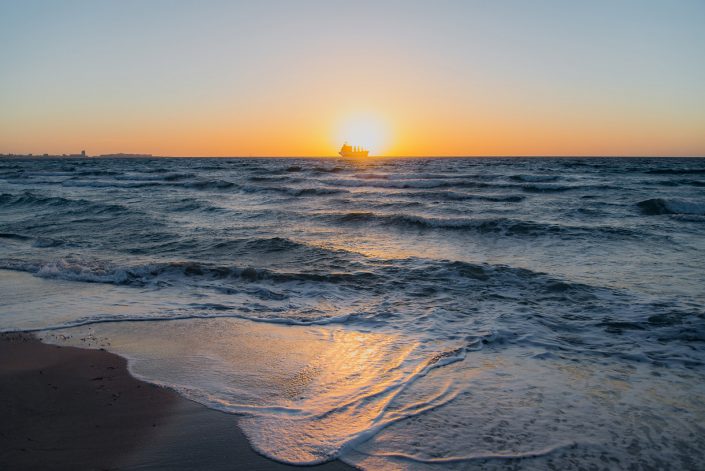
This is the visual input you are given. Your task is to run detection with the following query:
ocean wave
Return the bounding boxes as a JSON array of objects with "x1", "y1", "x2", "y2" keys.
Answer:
[
  {"x1": 0, "y1": 257, "x2": 379, "y2": 287},
  {"x1": 32, "y1": 237, "x2": 66, "y2": 248},
  {"x1": 519, "y1": 183, "x2": 616, "y2": 193},
  {"x1": 75, "y1": 170, "x2": 120, "y2": 176},
  {"x1": 645, "y1": 168, "x2": 705, "y2": 175},
  {"x1": 143, "y1": 167, "x2": 170, "y2": 173},
  {"x1": 313, "y1": 166, "x2": 345, "y2": 173},
  {"x1": 208, "y1": 236, "x2": 313, "y2": 254},
  {"x1": 0, "y1": 253, "x2": 596, "y2": 296},
  {"x1": 284, "y1": 187, "x2": 349, "y2": 197},
  {"x1": 0, "y1": 232, "x2": 31, "y2": 241},
  {"x1": 0, "y1": 191, "x2": 130, "y2": 214},
  {"x1": 645, "y1": 178, "x2": 705, "y2": 187},
  {"x1": 0, "y1": 232, "x2": 69, "y2": 248},
  {"x1": 322, "y1": 178, "x2": 459, "y2": 189},
  {"x1": 181, "y1": 179, "x2": 237, "y2": 190},
  {"x1": 320, "y1": 177, "x2": 614, "y2": 193},
  {"x1": 3, "y1": 310, "x2": 362, "y2": 334},
  {"x1": 672, "y1": 214, "x2": 705, "y2": 223},
  {"x1": 59, "y1": 177, "x2": 236, "y2": 191},
  {"x1": 238, "y1": 185, "x2": 349, "y2": 196},
  {"x1": 354, "y1": 173, "x2": 391, "y2": 180},
  {"x1": 63, "y1": 179, "x2": 167, "y2": 189},
  {"x1": 0, "y1": 170, "x2": 25, "y2": 179},
  {"x1": 168, "y1": 198, "x2": 223, "y2": 213},
  {"x1": 162, "y1": 172, "x2": 197, "y2": 181},
  {"x1": 413, "y1": 191, "x2": 525, "y2": 202},
  {"x1": 509, "y1": 174, "x2": 561, "y2": 182},
  {"x1": 248, "y1": 175, "x2": 299, "y2": 182},
  {"x1": 111, "y1": 174, "x2": 170, "y2": 181},
  {"x1": 354, "y1": 440, "x2": 580, "y2": 464},
  {"x1": 329, "y1": 211, "x2": 639, "y2": 238},
  {"x1": 23, "y1": 171, "x2": 76, "y2": 177},
  {"x1": 637, "y1": 198, "x2": 705, "y2": 216},
  {"x1": 2, "y1": 251, "x2": 701, "y2": 366}
]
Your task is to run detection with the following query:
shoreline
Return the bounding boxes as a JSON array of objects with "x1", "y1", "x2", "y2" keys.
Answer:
[{"x1": 0, "y1": 333, "x2": 354, "y2": 470}]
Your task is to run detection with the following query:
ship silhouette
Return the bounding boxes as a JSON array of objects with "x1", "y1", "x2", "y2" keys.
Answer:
[{"x1": 339, "y1": 142, "x2": 369, "y2": 158}]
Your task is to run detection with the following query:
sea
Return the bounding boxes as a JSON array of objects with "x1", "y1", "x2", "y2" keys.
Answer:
[{"x1": 1, "y1": 156, "x2": 704, "y2": 469}]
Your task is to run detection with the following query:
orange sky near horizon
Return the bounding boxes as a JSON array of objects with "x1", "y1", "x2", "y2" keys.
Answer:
[
  {"x1": 6, "y1": 81, "x2": 704, "y2": 157},
  {"x1": 6, "y1": 99, "x2": 703, "y2": 157},
  {"x1": 2, "y1": 1, "x2": 704, "y2": 157}
]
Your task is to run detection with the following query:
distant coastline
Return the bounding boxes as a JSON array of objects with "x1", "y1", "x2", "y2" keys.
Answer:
[{"x1": 0, "y1": 152, "x2": 154, "y2": 159}]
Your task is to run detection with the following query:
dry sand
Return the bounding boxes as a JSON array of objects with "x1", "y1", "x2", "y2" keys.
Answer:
[{"x1": 0, "y1": 333, "x2": 354, "y2": 470}]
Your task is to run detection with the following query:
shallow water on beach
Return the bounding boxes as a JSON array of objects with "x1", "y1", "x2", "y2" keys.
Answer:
[{"x1": 1, "y1": 157, "x2": 704, "y2": 468}]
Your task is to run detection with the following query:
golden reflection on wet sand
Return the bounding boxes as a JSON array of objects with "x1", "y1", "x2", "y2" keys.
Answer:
[{"x1": 40, "y1": 317, "x2": 460, "y2": 463}]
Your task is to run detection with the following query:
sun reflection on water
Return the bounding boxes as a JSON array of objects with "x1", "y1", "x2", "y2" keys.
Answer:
[{"x1": 41, "y1": 317, "x2": 463, "y2": 464}]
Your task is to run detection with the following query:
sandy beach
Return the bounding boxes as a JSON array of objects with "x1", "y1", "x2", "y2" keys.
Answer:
[{"x1": 0, "y1": 333, "x2": 354, "y2": 470}]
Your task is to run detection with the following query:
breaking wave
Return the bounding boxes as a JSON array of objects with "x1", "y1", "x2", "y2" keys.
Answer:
[{"x1": 637, "y1": 198, "x2": 705, "y2": 216}]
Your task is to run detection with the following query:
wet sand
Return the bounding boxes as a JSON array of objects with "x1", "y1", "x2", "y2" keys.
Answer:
[{"x1": 0, "y1": 333, "x2": 354, "y2": 470}]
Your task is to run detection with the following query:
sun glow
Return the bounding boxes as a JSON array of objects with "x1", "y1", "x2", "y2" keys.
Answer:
[{"x1": 334, "y1": 114, "x2": 391, "y2": 156}]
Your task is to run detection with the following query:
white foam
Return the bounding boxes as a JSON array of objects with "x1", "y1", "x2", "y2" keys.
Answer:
[{"x1": 38, "y1": 318, "x2": 467, "y2": 465}]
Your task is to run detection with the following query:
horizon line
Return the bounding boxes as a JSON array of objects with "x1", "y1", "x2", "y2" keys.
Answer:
[{"x1": 2, "y1": 153, "x2": 705, "y2": 159}]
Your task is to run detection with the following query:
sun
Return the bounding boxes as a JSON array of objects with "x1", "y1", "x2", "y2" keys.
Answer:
[{"x1": 334, "y1": 114, "x2": 391, "y2": 156}]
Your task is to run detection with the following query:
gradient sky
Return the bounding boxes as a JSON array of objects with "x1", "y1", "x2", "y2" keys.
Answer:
[{"x1": 1, "y1": 0, "x2": 704, "y2": 156}]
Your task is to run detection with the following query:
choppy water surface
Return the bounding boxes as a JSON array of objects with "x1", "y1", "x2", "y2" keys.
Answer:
[{"x1": 1, "y1": 157, "x2": 704, "y2": 469}]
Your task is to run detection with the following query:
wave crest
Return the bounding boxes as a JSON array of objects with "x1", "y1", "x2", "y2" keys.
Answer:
[{"x1": 637, "y1": 198, "x2": 705, "y2": 216}]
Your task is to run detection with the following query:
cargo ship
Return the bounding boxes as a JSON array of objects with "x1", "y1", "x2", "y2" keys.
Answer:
[{"x1": 339, "y1": 142, "x2": 369, "y2": 158}]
